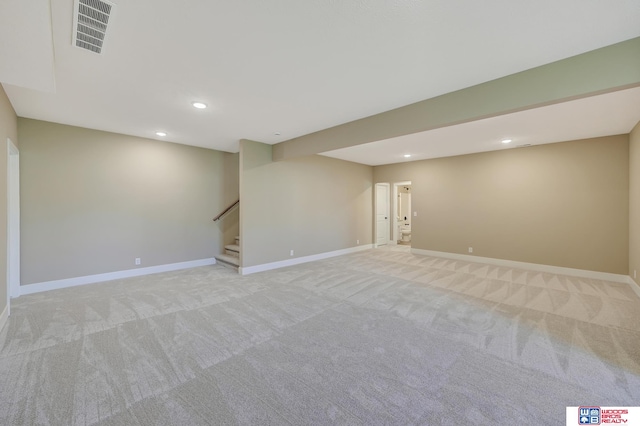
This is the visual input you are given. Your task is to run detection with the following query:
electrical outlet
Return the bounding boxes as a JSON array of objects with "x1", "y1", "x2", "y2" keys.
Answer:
[
  {"x1": 413, "y1": 211, "x2": 417, "y2": 217},
  {"x1": 357, "y1": 239, "x2": 360, "y2": 245},
  {"x1": 468, "y1": 247, "x2": 473, "y2": 253},
  {"x1": 290, "y1": 250, "x2": 294, "y2": 256},
  {"x1": 135, "y1": 258, "x2": 141, "y2": 265}
]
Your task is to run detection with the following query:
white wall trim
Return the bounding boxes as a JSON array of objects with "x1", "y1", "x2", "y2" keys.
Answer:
[
  {"x1": 411, "y1": 248, "x2": 631, "y2": 284},
  {"x1": 626, "y1": 276, "x2": 640, "y2": 299},
  {"x1": 6, "y1": 137, "x2": 20, "y2": 313},
  {"x1": 20, "y1": 258, "x2": 216, "y2": 295},
  {"x1": 240, "y1": 244, "x2": 373, "y2": 275},
  {"x1": 0, "y1": 303, "x2": 8, "y2": 333}
]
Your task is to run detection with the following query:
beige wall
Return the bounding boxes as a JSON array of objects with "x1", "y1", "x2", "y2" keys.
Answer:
[
  {"x1": 630, "y1": 120, "x2": 640, "y2": 284},
  {"x1": 375, "y1": 135, "x2": 629, "y2": 274},
  {"x1": 0, "y1": 85, "x2": 18, "y2": 319},
  {"x1": 19, "y1": 119, "x2": 235, "y2": 285},
  {"x1": 240, "y1": 139, "x2": 372, "y2": 268}
]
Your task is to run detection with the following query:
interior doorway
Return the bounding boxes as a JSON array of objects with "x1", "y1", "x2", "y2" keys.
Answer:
[{"x1": 393, "y1": 181, "x2": 411, "y2": 246}]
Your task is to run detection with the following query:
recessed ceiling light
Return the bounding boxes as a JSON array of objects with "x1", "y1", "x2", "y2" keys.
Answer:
[
  {"x1": 274, "y1": 132, "x2": 281, "y2": 136},
  {"x1": 155, "y1": 131, "x2": 167, "y2": 137},
  {"x1": 192, "y1": 102, "x2": 207, "y2": 109},
  {"x1": 404, "y1": 154, "x2": 412, "y2": 158},
  {"x1": 501, "y1": 139, "x2": 512, "y2": 144}
]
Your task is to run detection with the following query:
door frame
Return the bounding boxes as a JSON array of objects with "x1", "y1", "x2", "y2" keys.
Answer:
[
  {"x1": 374, "y1": 183, "x2": 390, "y2": 247},
  {"x1": 392, "y1": 181, "x2": 411, "y2": 243},
  {"x1": 7, "y1": 138, "x2": 20, "y2": 307}
]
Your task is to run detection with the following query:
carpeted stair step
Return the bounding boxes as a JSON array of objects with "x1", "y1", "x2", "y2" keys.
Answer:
[
  {"x1": 225, "y1": 244, "x2": 240, "y2": 257},
  {"x1": 215, "y1": 254, "x2": 239, "y2": 269}
]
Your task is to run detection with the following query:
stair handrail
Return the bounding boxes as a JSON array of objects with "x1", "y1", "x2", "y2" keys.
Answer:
[{"x1": 213, "y1": 199, "x2": 239, "y2": 221}]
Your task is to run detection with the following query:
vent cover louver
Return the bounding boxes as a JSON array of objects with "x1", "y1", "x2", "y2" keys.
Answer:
[{"x1": 72, "y1": 0, "x2": 115, "y2": 54}]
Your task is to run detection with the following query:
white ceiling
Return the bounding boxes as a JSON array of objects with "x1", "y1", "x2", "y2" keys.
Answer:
[
  {"x1": 0, "y1": 0, "x2": 55, "y2": 92},
  {"x1": 1, "y1": 0, "x2": 640, "y2": 162}
]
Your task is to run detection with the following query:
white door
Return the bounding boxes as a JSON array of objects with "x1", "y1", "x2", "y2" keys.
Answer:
[{"x1": 375, "y1": 183, "x2": 390, "y2": 246}]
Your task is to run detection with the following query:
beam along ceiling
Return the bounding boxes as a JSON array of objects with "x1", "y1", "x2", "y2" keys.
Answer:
[
  {"x1": 321, "y1": 86, "x2": 640, "y2": 166},
  {"x1": 1, "y1": 1, "x2": 640, "y2": 162}
]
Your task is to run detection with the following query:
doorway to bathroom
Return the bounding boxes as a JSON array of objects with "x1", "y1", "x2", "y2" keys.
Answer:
[{"x1": 393, "y1": 181, "x2": 412, "y2": 246}]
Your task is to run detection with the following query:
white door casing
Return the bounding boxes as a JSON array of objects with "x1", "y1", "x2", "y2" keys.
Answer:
[{"x1": 7, "y1": 139, "x2": 20, "y2": 305}]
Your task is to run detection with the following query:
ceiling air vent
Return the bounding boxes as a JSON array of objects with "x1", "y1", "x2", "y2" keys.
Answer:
[{"x1": 72, "y1": 0, "x2": 116, "y2": 54}]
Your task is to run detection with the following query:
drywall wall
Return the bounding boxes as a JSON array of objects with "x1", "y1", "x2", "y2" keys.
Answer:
[
  {"x1": 374, "y1": 135, "x2": 629, "y2": 274},
  {"x1": 630, "y1": 120, "x2": 640, "y2": 284},
  {"x1": 19, "y1": 119, "x2": 234, "y2": 285},
  {"x1": 0, "y1": 85, "x2": 18, "y2": 324},
  {"x1": 240, "y1": 139, "x2": 372, "y2": 268}
]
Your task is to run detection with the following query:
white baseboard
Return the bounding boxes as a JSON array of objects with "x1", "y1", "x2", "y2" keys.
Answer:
[
  {"x1": 626, "y1": 276, "x2": 640, "y2": 299},
  {"x1": 20, "y1": 258, "x2": 216, "y2": 296},
  {"x1": 411, "y1": 248, "x2": 631, "y2": 284},
  {"x1": 240, "y1": 244, "x2": 373, "y2": 275},
  {"x1": 0, "y1": 303, "x2": 8, "y2": 333}
]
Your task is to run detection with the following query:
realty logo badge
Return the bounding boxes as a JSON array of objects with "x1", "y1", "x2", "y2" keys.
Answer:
[
  {"x1": 569, "y1": 406, "x2": 639, "y2": 424},
  {"x1": 579, "y1": 406, "x2": 600, "y2": 424}
]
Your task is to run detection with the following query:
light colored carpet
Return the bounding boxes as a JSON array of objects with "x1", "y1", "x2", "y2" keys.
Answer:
[{"x1": 1, "y1": 246, "x2": 639, "y2": 425}]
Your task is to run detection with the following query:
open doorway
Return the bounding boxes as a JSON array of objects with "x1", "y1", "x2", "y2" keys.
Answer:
[{"x1": 392, "y1": 181, "x2": 411, "y2": 246}]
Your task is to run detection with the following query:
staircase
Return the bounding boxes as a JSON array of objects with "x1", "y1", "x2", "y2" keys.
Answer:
[{"x1": 215, "y1": 236, "x2": 240, "y2": 270}]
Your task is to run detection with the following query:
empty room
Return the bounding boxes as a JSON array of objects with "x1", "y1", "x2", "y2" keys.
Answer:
[{"x1": 1, "y1": 1, "x2": 640, "y2": 425}]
